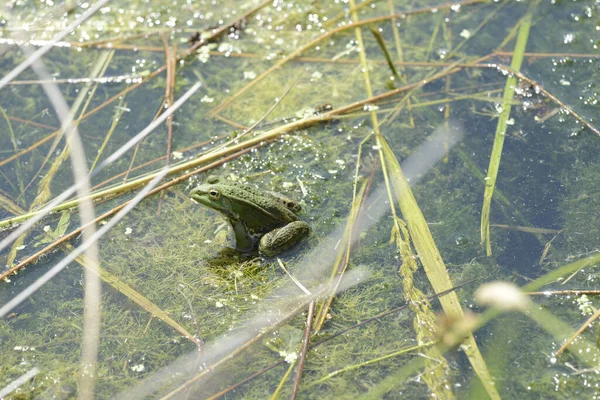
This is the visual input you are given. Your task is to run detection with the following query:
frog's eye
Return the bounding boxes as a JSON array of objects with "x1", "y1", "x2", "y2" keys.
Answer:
[{"x1": 209, "y1": 189, "x2": 220, "y2": 200}]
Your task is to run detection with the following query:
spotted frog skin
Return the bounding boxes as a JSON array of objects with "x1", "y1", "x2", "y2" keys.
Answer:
[{"x1": 190, "y1": 176, "x2": 310, "y2": 257}]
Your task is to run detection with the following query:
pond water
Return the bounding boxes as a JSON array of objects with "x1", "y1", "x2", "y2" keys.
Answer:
[{"x1": 1, "y1": 0, "x2": 600, "y2": 399}]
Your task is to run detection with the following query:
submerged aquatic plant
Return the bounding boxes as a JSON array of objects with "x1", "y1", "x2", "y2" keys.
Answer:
[{"x1": 0, "y1": 0, "x2": 599, "y2": 399}]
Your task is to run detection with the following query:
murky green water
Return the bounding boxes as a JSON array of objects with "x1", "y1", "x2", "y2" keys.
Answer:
[{"x1": 1, "y1": 1, "x2": 600, "y2": 398}]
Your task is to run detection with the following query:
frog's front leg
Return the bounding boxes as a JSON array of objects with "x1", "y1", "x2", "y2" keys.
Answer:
[
  {"x1": 230, "y1": 219, "x2": 254, "y2": 252},
  {"x1": 259, "y1": 221, "x2": 310, "y2": 257}
]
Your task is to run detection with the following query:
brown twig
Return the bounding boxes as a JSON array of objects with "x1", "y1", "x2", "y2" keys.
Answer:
[
  {"x1": 157, "y1": 35, "x2": 178, "y2": 215},
  {"x1": 166, "y1": 41, "x2": 177, "y2": 162},
  {"x1": 71, "y1": 31, "x2": 164, "y2": 48},
  {"x1": 491, "y1": 224, "x2": 562, "y2": 234},
  {"x1": 72, "y1": 44, "x2": 600, "y2": 65},
  {"x1": 528, "y1": 290, "x2": 600, "y2": 296},
  {"x1": 539, "y1": 232, "x2": 561, "y2": 265},
  {"x1": 512, "y1": 272, "x2": 534, "y2": 282},
  {"x1": 290, "y1": 300, "x2": 315, "y2": 400},
  {"x1": 494, "y1": 51, "x2": 600, "y2": 59},
  {"x1": 90, "y1": 135, "x2": 227, "y2": 191},
  {"x1": 322, "y1": 59, "x2": 465, "y2": 118},
  {"x1": 123, "y1": 141, "x2": 143, "y2": 183},
  {"x1": 5, "y1": 115, "x2": 57, "y2": 131},
  {"x1": 205, "y1": 361, "x2": 286, "y2": 400},
  {"x1": 387, "y1": 0, "x2": 415, "y2": 127},
  {"x1": 0, "y1": 130, "x2": 61, "y2": 168},
  {"x1": 213, "y1": 114, "x2": 249, "y2": 130},
  {"x1": 472, "y1": 63, "x2": 600, "y2": 137},
  {"x1": 556, "y1": 307, "x2": 600, "y2": 356}
]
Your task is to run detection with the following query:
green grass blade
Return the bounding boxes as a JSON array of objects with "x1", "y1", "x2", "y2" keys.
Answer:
[
  {"x1": 369, "y1": 26, "x2": 401, "y2": 79},
  {"x1": 480, "y1": 2, "x2": 537, "y2": 256},
  {"x1": 380, "y1": 137, "x2": 500, "y2": 400}
]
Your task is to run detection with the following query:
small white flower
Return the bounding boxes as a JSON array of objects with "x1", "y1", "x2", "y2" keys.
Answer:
[
  {"x1": 201, "y1": 95, "x2": 214, "y2": 103},
  {"x1": 281, "y1": 351, "x2": 298, "y2": 363},
  {"x1": 559, "y1": 79, "x2": 571, "y2": 86},
  {"x1": 218, "y1": 42, "x2": 231, "y2": 53},
  {"x1": 577, "y1": 295, "x2": 594, "y2": 315},
  {"x1": 215, "y1": 301, "x2": 224, "y2": 308},
  {"x1": 172, "y1": 151, "x2": 184, "y2": 160},
  {"x1": 197, "y1": 46, "x2": 210, "y2": 63},
  {"x1": 506, "y1": 118, "x2": 515, "y2": 125},
  {"x1": 243, "y1": 71, "x2": 257, "y2": 80},
  {"x1": 131, "y1": 364, "x2": 145, "y2": 372},
  {"x1": 460, "y1": 29, "x2": 471, "y2": 39},
  {"x1": 563, "y1": 33, "x2": 574, "y2": 44},
  {"x1": 43, "y1": 225, "x2": 51, "y2": 232},
  {"x1": 311, "y1": 71, "x2": 323, "y2": 80},
  {"x1": 124, "y1": 227, "x2": 133, "y2": 235}
]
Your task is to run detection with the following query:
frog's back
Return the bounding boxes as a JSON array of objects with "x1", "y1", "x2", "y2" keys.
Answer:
[
  {"x1": 226, "y1": 181, "x2": 300, "y2": 221},
  {"x1": 219, "y1": 182, "x2": 299, "y2": 226}
]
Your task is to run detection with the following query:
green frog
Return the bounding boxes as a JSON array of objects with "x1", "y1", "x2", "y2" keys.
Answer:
[{"x1": 190, "y1": 176, "x2": 310, "y2": 257}]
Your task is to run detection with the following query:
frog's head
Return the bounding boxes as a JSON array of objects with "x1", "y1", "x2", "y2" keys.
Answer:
[{"x1": 190, "y1": 180, "x2": 236, "y2": 219}]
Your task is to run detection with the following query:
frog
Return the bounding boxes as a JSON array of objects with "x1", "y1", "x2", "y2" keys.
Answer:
[{"x1": 190, "y1": 176, "x2": 310, "y2": 257}]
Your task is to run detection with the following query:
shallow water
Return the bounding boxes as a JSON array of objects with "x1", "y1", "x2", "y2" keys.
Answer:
[{"x1": 1, "y1": 1, "x2": 600, "y2": 398}]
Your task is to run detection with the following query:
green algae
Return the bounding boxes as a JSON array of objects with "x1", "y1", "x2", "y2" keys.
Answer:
[{"x1": 0, "y1": 0, "x2": 599, "y2": 399}]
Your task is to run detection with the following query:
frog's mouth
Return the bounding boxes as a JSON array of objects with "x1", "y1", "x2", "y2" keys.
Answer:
[
  {"x1": 190, "y1": 188, "x2": 235, "y2": 219},
  {"x1": 189, "y1": 188, "x2": 205, "y2": 205}
]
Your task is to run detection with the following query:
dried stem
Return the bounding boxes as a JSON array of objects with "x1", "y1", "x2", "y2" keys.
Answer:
[{"x1": 290, "y1": 300, "x2": 315, "y2": 400}]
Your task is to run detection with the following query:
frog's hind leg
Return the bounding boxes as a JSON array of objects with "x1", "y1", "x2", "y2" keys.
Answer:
[{"x1": 259, "y1": 221, "x2": 310, "y2": 257}]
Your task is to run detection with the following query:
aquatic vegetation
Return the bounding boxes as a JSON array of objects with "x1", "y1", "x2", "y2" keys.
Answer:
[{"x1": 0, "y1": 0, "x2": 600, "y2": 399}]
